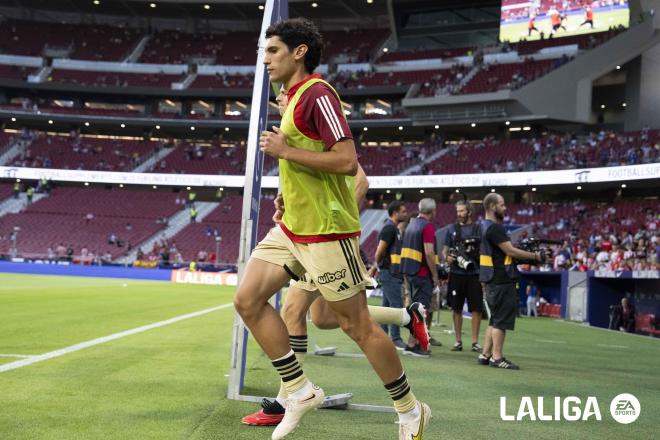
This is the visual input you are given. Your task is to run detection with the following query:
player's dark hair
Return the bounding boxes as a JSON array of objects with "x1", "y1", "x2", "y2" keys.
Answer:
[
  {"x1": 265, "y1": 18, "x2": 323, "y2": 74},
  {"x1": 387, "y1": 200, "x2": 404, "y2": 217}
]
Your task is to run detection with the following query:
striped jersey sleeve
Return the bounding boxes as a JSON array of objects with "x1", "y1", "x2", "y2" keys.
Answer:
[{"x1": 294, "y1": 82, "x2": 352, "y2": 150}]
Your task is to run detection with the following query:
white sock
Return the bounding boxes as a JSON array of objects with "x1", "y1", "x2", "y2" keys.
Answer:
[
  {"x1": 275, "y1": 397, "x2": 286, "y2": 406},
  {"x1": 398, "y1": 401, "x2": 420, "y2": 424},
  {"x1": 288, "y1": 380, "x2": 314, "y2": 400},
  {"x1": 401, "y1": 308, "x2": 411, "y2": 326}
]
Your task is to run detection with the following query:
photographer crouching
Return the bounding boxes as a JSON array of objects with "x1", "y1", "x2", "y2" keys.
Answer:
[
  {"x1": 439, "y1": 200, "x2": 483, "y2": 353},
  {"x1": 478, "y1": 193, "x2": 549, "y2": 370}
]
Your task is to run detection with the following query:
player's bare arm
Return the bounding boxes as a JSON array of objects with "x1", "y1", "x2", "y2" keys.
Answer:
[{"x1": 259, "y1": 128, "x2": 358, "y2": 176}]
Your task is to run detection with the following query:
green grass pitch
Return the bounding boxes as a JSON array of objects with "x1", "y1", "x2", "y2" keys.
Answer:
[
  {"x1": 499, "y1": 9, "x2": 630, "y2": 43},
  {"x1": 1, "y1": 273, "x2": 658, "y2": 439}
]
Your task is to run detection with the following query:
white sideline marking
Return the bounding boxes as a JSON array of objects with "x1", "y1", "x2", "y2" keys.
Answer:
[
  {"x1": 0, "y1": 354, "x2": 34, "y2": 358},
  {"x1": 0, "y1": 303, "x2": 233, "y2": 374},
  {"x1": 535, "y1": 339, "x2": 567, "y2": 344},
  {"x1": 596, "y1": 343, "x2": 628, "y2": 349}
]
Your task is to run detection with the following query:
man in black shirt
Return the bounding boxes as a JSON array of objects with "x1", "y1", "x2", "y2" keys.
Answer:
[
  {"x1": 372, "y1": 200, "x2": 409, "y2": 349},
  {"x1": 478, "y1": 193, "x2": 547, "y2": 370},
  {"x1": 439, "y1": 200, "x2": 483, "y2": 353}
]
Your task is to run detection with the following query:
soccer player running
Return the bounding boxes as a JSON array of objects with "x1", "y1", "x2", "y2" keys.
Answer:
[
  {"x1": 548, "y1": 8, "x2": 567, "y2": 37},
  {"x1": 527, "y1": 14, "x2": 540, "y2": 37},
  {"x1": 579, "y1": 5, "x2": 594, "y2": 29},
  {"x1": 242, "y1": 87, "x2": 429, "y2": 427},
  {"x1": 234, "y1": 18, "x2": 431, "y2": 439},
  {"x1": 477, "y1": 193, "x2": 548, "y2": 370}
]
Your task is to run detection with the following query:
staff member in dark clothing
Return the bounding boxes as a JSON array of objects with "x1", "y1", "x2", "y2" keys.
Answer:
[
  {"x1": 440, "y1": 200, "x2": 483, "y2": 353},
  {"x1": 401, "y1": 198, "x2": 440, "y2": 357},
  {"x1": 372, "y1": 201, "x2": 409, "y2": 349},
  {"x1": 609, "y1": 297, "x2": 636, "y2": 332},
  {"x1": 478, "y1": 193, "x2": 547, "y2": 370}
]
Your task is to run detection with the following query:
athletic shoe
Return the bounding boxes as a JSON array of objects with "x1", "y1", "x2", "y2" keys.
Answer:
[
  {"x1": 399, "y1": 401, "x2": 431, "y2": 440},
  {"x1": 393, "y1": 339, "x2": 408, "y2": 351},
  {"x1": 489, "y1": 357, "x2": 520, "y2": 370},
  {"x1": 402, "y1": 345, "x2": 430, "y2": 358},
  {"x1": 429, "y1": 337, "x2": 442, "y2": 347},
  {"x1": 405, "y1": 302, "x2": 430, "y2": 352},
  {"x1": 450, "y1": 341, "x2": 463, "y2": 352},
  {"x1": 477, "y1": 353, "x2": 491, "y2": 365},
  {"x1": 271, "y1": 384, "x2": 325, "y2": 440},
  {"x1": 471, "y1": 342, "x2": 482, "y2": 352},
  {"x1": 241, "y1": 398, "x2": 285, "y2": 426}
]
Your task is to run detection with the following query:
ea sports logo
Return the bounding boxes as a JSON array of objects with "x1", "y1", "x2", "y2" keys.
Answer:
[{"x1": 610, "y1": 393, "x2": 640, "y2": 424}]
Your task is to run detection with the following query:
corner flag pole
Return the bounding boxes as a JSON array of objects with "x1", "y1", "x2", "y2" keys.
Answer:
[{"x1": 227, "y1": 0, "x2": 288, "y2": 400}]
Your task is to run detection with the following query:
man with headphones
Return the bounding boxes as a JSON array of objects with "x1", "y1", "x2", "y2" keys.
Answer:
[{"x1": 439, "y1": 200, "x2": 483, "y2": 352}]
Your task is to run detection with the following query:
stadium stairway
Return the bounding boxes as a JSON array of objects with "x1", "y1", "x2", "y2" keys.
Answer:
[
  {"x1": 0, "y1": 192, "x2": 48, "y2": 218},
  {"x1": 359, "y1": 209, "x2": 388, "y2": 245},
  {"x1": 124, "y1": 35, "x2": 151, "y2": 63},
  {"x1": 455, "y1": 64, "x2": 481, "y2": 94},
  {"x1": 0, "y1": 136, "x2": 31, "y2": 166},
  {"x1": 132, "y1": 145, "x2": 176, "y2": 173},
  {"x1": 114, "y1": 201, "x2": 218, "y2": 264},
  {"x1": 399, "y1": 146, "x2": 449, "y2": 175}
]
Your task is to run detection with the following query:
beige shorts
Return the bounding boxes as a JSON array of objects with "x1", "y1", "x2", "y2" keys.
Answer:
[
  {"x1": 251, "y1": 226, "x2": 370, "y2": 302},
  {"x1": 290, "y1": 273, "x2": 318, "y2": 292}
]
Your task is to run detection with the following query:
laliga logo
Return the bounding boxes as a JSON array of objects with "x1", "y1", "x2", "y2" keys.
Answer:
[
  {"x1": 500, "y1": 396, "x2": 602, "y2": 421},
  {"x1": 500, "y1": 394, "x2": 640, "y2": 423}
]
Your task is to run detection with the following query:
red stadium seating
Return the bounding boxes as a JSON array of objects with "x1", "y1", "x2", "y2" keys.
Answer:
[
  {"x1": 10, "y1": 133, "x2": 159, "y2": 171},
  {"x1": 0, "y1": 64, "x2": 36, "y2": 81},
  {"x1": 460, "y1": 59, "x2": 558, "y2": 94},
  {"x1": 0, "y1": 187, "x2": 179, "y2": 259},
  {"x1": 140, "y1": 31, "x2": 258, "y2": 65},
  {"x1": 49, "y1": 69, "x2": 183, "y2": 88},
  {"x1": 0, "y1": 19, "x2": 141, "y2": 61}
]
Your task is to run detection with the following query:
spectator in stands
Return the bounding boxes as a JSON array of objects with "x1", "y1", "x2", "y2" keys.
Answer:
[
  {"x1": 47, "y1": 247, "x2": 56, "y2": 261},
  {"x1": 108, "y1": 233, "x2": 118, "y2": 245},
  {"x1": 85, "y1": 212, "x2": 94, "y2": 224},
  {"x1": 190, "y1": 206, "x2": 198, "y2": 223},
  {"x1": 13, "y1": 181, "x2": 20, "y2": 199},
  {"x1": 609, "y1": 297, "x2": 636, "y2": 333},
  {"x1": 66, "y1": 244, "x2": 74, "y2": 261},
  {"x1": 136, "y1": 247, "x2": 144, "y2": 261},
  {"x1": 197, "y1": 250, "x2": 208, "y2": 262}
]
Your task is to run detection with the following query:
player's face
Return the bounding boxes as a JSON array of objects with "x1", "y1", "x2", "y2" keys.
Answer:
[
  {"x1": 494, "y1": 196, "x2": 506, "y2": 221},
  {"x1": 276, "y1": 87, "x2": 289, "y2": 116},
  {"x1": 395, "y1": 206, "x2": 409, "y2": 223},
  {"x1": 456, "y1": 205, "x2": 469, "y2": 223},
  {"x1": 263, "y1": 36, "x2": 301, "y2": 83}
]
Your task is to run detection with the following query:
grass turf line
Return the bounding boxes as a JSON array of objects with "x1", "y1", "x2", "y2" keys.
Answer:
[{"x1": 1, "y1": 274, "x2": 658, "y2": 439}]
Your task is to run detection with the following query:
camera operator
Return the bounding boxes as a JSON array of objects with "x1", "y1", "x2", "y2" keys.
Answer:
[
  {"x1": 439, "y1": 200, "x2": 483, "y2": 353},
  {"x1": 478, "y1": 193, "x2": 547, "y2": 370}
]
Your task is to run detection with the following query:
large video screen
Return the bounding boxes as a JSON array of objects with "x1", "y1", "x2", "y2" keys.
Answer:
[{"x1": 499, "y1": 1, "x2": 630, "y2": 43}]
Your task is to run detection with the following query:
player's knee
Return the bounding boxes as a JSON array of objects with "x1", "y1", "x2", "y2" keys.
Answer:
[
  {"x1": 282, "y1": 301, "x2": 306, "y2": 327},
  {"x1": 337, "y1": 317, "x2": 371, "y2": 343},
  {"x1": 233, "y1": 290, "x2": 260, "y2": 321},
  {"x1": 310, "y1": 313, "x2": 337, "y2": 330}
]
